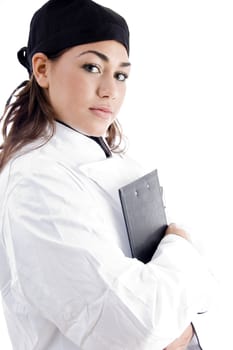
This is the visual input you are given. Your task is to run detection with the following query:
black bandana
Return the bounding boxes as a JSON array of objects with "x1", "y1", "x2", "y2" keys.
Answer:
[{"x1": 17, "y1": 0, "x2": 129, "y2": 75}]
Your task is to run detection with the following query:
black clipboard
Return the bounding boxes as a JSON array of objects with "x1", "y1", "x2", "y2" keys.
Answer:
[{"x1": 119, "y1": 170, "x2": 167, "y2": 263}]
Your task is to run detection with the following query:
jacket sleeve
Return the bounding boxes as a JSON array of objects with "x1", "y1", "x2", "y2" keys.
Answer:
[{"x1": 4, "y1": 164, "x2": 215, "y2": 350}]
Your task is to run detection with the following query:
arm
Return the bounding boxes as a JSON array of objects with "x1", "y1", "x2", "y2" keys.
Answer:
[{"x1": 5, "y1": 165, "x2": 215, "y2": 349}]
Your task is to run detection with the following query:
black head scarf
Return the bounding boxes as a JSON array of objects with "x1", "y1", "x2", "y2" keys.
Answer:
[{"x1": 17, "y1": 0, "x2": 129, "y2": 75}]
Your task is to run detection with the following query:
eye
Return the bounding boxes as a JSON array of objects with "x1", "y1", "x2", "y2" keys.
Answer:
[
  {"x1": 83, "y1": 64, "x2": 101, "y2": 73},
  {"x1": 115, "y1": 72, "x2": 128, "y2": 82}
]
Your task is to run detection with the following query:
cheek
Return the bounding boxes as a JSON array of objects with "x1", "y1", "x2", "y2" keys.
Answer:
[
  {"x1": 49, "y1": 73, "x2": 85, "y2": 109},
  {"x1": 62, "y1": 74, "x2": 94, "y2": 102},
  {"x1": 116, "y1": 85, "x2": 127, "y2": 110}
]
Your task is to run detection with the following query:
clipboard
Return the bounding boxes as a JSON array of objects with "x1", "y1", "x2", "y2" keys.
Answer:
[{"x1": 119, "y1": 170, "x2": 167, "y2": 263}]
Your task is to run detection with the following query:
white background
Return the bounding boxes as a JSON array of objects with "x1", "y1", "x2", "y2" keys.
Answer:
[{"x1": 0, "y1": 0, "x2": 233, "y2": 348}]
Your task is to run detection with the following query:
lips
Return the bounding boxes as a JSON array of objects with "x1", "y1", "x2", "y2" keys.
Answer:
[
  {"x1": 89, "y1": 106, "x2": 113, "y2": 120},
  {"x1": 90, "y1": 106, "x2": 113, "y2": 114}
]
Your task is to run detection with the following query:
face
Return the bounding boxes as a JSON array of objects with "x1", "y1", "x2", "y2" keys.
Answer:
[{"x1": 35, "y1": 41, "x2": 130, "y2": 136}]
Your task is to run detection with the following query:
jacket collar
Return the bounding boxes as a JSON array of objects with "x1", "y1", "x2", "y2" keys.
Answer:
[
  {"x1": 47, "y1": 122, "x2": 110, "y2": 166},
  {"x1": 55, "y1": 120, "x2": 112, "y2": 158},
  {"x1": 52, "y1": 122, "x2": 144, "y2": 202}
]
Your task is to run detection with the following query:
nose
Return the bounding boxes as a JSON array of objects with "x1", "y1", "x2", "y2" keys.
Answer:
[{"x1": 97, "y1": 76, "x2": 117, "y2": 100}]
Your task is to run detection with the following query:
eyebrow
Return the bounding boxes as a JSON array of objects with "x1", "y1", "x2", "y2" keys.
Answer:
[{"x1": 77, "y1": 50, "x2": 131, "y2": 67}]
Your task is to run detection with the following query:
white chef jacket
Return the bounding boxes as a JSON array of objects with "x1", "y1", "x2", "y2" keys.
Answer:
[{"x1": 0, "y1": 122, "x2": 215, "y2": 349}]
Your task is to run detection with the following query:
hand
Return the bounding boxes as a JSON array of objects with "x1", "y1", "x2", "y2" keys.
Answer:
[
  {"x1": 164, "y1": 324, "x2": 194, "y2": 350},
  {"x1": 165, "y1": 223, "x2": 190, "y2": 241}
]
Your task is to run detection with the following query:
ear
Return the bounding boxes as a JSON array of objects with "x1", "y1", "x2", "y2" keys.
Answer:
[{"x1": 32, "y1": 53, "x2": 50, "y2": 88}]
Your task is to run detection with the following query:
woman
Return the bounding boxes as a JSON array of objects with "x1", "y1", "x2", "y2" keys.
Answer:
[{"x1": 0, "y1": 0, "x2": 214, "y2": 349}]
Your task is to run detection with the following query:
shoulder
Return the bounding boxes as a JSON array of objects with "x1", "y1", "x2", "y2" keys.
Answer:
[
  {"x1": 8, "y1": 146, "x2": 60, "y2": 183},
  {"x1": 1, "y1": 142, "x2": 85, "y2": 210}
]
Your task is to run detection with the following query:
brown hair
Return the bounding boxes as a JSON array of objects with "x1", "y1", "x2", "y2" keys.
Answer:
[{"x1": 0, "y1": 64, "x2": 125, "y2": 171}]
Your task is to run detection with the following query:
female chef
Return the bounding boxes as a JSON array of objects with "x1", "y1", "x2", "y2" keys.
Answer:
[{"x1": 0, "y1": 0, "x2": 214, "y2": 349}]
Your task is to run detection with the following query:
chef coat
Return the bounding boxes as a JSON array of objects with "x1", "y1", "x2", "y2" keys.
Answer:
[{"x1": 0, "y1": 122, "x2": 215, "y2": 349}]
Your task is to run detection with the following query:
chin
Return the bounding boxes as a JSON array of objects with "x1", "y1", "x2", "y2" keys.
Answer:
[
  {"x1": 85, "y1": 125, "x2": 109, "y2": 138},
  {"x1": 83, "y1": 128, "x2": 108, "y2": 138}
]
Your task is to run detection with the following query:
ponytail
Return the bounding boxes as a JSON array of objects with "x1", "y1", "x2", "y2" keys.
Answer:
[{"x1": 0, "y1": 76, "x2": 55, "y2": 171}]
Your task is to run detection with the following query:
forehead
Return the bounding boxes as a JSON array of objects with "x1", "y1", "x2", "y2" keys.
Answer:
[{"x1": 64, "y1": 40, "x2": 129, "y2": 63}]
